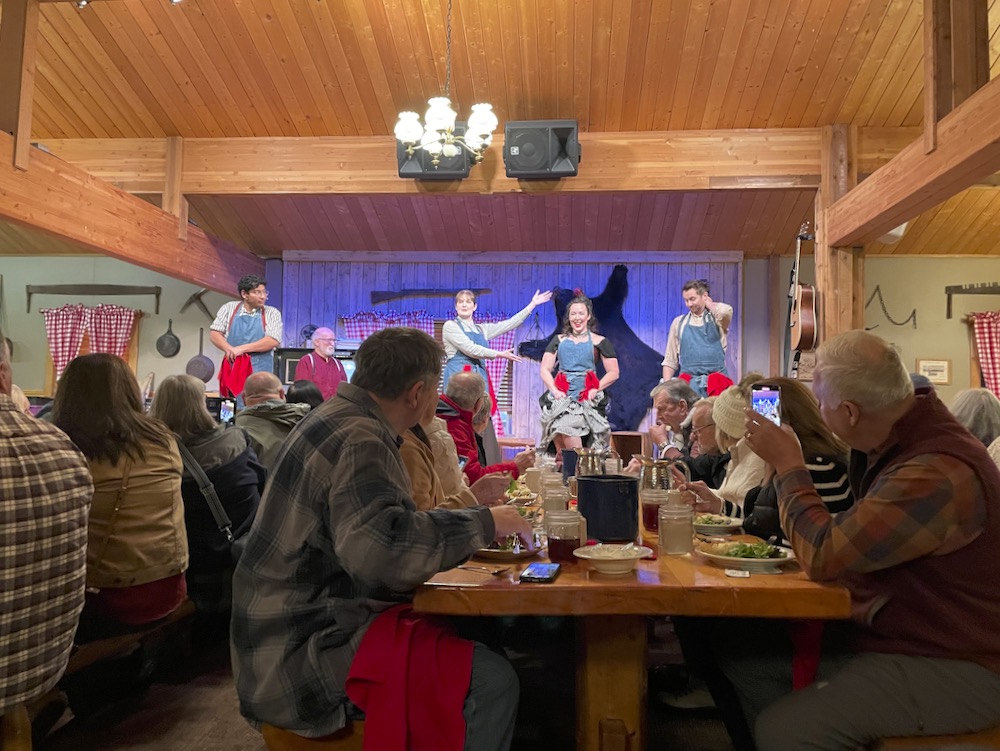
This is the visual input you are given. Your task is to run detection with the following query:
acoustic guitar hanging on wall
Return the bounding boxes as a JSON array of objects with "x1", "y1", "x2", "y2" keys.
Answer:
[{"x1": 789, "y1": 223, "x2": 818, "y2": 352}]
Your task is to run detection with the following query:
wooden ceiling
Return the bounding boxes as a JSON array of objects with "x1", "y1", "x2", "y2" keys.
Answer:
[{"x1": 3, "y1": 0, "x2": 1000, "y2": 259}]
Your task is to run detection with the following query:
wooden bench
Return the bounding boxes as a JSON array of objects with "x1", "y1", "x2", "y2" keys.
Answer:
[
  {"x1": 64, "y1": 598, "x2": 196, "y2": 676},
  {"x1": 262, "y1": 721, "x2": 365, "y2": 751},
  {"x1": 874, "y1": 725, "x2": 1000, "y2": 749}
]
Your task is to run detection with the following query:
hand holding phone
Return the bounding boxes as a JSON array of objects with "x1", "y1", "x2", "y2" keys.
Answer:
[
  {"x1": 750, "y1": 385, "x2": 782, "y2": 426},
  {"x1": 519, "y1": 562, "x2": 561, "y2": 583}
]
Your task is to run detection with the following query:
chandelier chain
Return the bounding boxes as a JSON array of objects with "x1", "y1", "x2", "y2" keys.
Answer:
[{"x1": 444, "y1": 0, "x2": 453, "y2": 98}]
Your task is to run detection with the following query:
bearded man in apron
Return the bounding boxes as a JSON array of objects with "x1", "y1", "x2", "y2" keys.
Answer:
[
  {"x1": 210, "y1": 274, "x2": 284, "y2": 406},
  {"x1": 660, "y1": 279, "x2": 733, "y2": 398}
]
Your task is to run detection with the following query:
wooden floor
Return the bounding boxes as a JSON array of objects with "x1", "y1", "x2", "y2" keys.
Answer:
[{"x1": 39, "y1": 638, "x2": 732, "y2": 751}]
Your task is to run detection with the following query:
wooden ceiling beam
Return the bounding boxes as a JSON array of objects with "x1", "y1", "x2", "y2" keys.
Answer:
[
  {"x1": 0, "y1": 0, "x2": 40, "y2": 170},
  {"x1": 826, "y1": 75, "x2": 1000, "y2": 248},
  {"x1": 40, "y1": 130, "x2": 827, "y2": 195},
  {"x1": 0, "y1": 130, "x2": 262, "y2": 294}
]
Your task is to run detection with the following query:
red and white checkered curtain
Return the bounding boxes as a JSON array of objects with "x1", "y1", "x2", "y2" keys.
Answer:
[
  {"x1": 971, "y1": 311, "x2": 1000, "y2": 396},
  {"x1": 89, "y1": 304, "x2": 139, "y2": 357},
  {"x1": 41, "y1": 304, "x2": 90, "y2": 380},
  {"x1": 461, "y1": 312, "x2": 515, "y2": 438},
  {"x1": 341, "y1": 310, "x2": 435, "y2": 338}
]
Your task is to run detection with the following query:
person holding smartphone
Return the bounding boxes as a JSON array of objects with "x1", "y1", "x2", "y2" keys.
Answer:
[{"x1": 741, "y1": 378, "x2": 853, "y2": 546}]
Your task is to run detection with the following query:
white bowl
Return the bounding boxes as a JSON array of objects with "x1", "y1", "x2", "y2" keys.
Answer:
[{"x1": 573, "y1": 543, "x2": 654, "y2": 576}]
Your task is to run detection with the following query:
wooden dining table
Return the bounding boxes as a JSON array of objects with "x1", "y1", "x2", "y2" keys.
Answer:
[{"x1": 414, "y1": 542, "x2": 851, "y2": 751}]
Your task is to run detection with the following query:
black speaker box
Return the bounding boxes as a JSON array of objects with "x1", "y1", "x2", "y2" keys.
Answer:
[
  {"x1": 503, "y1": 120, "x2": 580, "y2": 179},
  {"x1": 397, "y1": 121, "x2": 473, "y2": 180}
]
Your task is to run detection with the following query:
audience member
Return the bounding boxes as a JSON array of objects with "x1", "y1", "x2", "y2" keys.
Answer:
[
  {"x1": 293, "y1": 327, "x2": 346, "y2": 399},
  {"x1": 53, "y1": 354, "x2": 188, "y2": 642},
  {"x1": 679, "y1": 385, "x2": 767, "y2": 519},
  {"x1": 730, "y1": 330, "x2": 1000, "y2": 749},
  {"x1": 682, "y1": 396, "x2": 730, "y2": 487},
  {"x1": 949, "y1": 387, "x2": 1000, "y2": 447},
  {"x1": 0, "y1": 334, "x2": 91, "y2": 717},
  {"x1": 648, "y1": 379, "x2": 700, "y2": 457},
  {"x1": 286, "y1": 379, "x2": 324, "y2": 411},
  {"x1": 438, "y1": 371, "x2": 533, "y2": 483},
  {"x1": 742, "y1": 377, "x2": 853, "y2": 546},
  {"x1": 231, "y1": 327, "x2": 530, "y2": 749},
  {"x1": 235, "y1": 372, "x2": 310, "y2": 469},
  {"x1": 400, "y1": 387, "x2": 510, "y2": 511},
  {"x1": 151, "y1": 375, "x2": 265, "y2": 626}
]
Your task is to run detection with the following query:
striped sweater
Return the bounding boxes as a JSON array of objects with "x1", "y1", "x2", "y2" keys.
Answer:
[{"x1": 742, "y1": 454, "x2": 852, "y2": 546}]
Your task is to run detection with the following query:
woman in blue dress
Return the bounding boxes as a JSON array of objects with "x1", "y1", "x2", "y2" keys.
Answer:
[
  {"x1": 441, "y1": 288, "x2": 552, "y2": 389},
  {"x1": 539, "y1": 294, "x2": 620, "y2": 459}
]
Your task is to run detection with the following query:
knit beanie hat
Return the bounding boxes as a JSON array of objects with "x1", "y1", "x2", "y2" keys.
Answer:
[{"x1": 712, "y1": 386, "x2": 749, "y2": 440}]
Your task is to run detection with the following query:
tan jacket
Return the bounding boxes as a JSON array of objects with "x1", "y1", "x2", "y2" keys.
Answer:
[
  {"x1": 400, "y1": 424, "x2": 477, "y2": 511},
  {"x1": 86, "y1": 436, "x2": 189, "y2": 588},
  {"x1": 424, "y1": 418, "x2": 477, "y2": 507}
]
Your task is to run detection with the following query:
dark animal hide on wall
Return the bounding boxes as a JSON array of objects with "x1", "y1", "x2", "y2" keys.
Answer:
[{"x1": 519, "y1": 264, "x2": 662, "y2": 432}]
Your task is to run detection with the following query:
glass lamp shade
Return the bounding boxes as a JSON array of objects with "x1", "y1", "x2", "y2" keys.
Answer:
[
  {"x1": 441, "y1": 143, "x2": 460, "y2": 158},
  {"x1": 424, "y1": 97, "x2": 457, "y2": 133},
  {"x1": 467, "y1": 103, "x2": 498, "y2": 138},
  {"x1": 464, "y1": 133, "x2": 483, "y2": 151},
  {"x1": 420, "y1": 130, "x2": 444, "y2": 155},
  {"x1": 394, "y1": 112, "x2": 424, "y2": 144}
]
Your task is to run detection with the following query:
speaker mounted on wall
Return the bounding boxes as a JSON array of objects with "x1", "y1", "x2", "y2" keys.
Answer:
[
  {"x1": 503, "y1": 120, "x2": 580, "y2": 179},
  {"x1": 397, "y1": 121, "x2": 473, "y2": 180}
]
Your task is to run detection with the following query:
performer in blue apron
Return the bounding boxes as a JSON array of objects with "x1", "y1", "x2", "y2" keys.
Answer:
[
  {"x1": 210, "y1": 274, "x2": 283, "y2": 407},
  {"x1": 677, "y1": 311, "x2": 728, "y2": 397}
]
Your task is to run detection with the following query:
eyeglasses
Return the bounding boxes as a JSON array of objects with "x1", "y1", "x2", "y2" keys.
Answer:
[
  {"x1": 314, "y1": 338, "x2": 335, "y2": 343},
  {"x1": 691, "y1": 422, "x2": 715, "y2": 435}
]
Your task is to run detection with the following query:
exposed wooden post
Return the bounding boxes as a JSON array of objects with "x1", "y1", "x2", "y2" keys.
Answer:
[
  {"x1": 950, "y1": 0, "x2": 989, "y2": 108},
  {"x1": 923, "y1": 0, "x2": 952, "y2": 154},
  {"x1": 815, "y1": 124, "x2": 860, "y2": 342},
  {"x1": 0, "y1": 0, "x2": 40, "y2": 170},
  {"x1": 162, "y1": 136, "x2": 188, "y2": 240},
  {"x1": 768, "y1": 256, "x2": 784, "y2": 377}
]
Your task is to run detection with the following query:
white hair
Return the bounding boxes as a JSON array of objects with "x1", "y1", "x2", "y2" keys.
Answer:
[
  {"x1": 815, "y1": 330, "x2": 913, "y2": 410},
  {"x1": 950, "y1": 388, "x2": 1000, "y2": 447}
]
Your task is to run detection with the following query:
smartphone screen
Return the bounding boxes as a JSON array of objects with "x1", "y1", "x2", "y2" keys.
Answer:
[
  {"x1": 751, "y1": 385, "x2": 781, "y2": 426},
  {"x1": 219, "y1": 399, "x2": 235, "y2": 424},
  {"x1": 519, "y1": 562, "x2": 561, "y2": 583},
  {"x1": 457, "y1": 455, "x2": 469, "y2": 470}
]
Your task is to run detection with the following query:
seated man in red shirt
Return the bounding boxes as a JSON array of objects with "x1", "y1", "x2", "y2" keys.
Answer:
[
  {"x1": 436, "y1": 372, "x2": 534, "y2": 484},
  {"x1": 294, "y1": 327, "x2": 347, "y2": 400}
]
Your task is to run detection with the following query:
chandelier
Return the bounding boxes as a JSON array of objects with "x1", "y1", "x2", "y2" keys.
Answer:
[{"x1": 393, "y1": 0, "x2": 498, "y2": 169}]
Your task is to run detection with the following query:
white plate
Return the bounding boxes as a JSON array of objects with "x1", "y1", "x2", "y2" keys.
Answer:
[
  {"x1": 693, "y1": 516, "x2": 743, "y2": 534},
  {"x1": 474, "y1": 546, "x2": 543, "y2": 561},
  {"x1": 698, "y1": 548, "x2": 796, "y2": 572}
]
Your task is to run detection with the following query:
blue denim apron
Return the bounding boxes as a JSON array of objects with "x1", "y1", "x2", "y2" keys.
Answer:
[
  {"x1": 229, "y1": 307, "x2": 274, "y2": 376},
  {"x1": 678, "y1": 312, "x2": 727, "y2": 397},
  {"x1": 442, "y1": 321, "x2": 489, "y2": 389},
  {"x1": 557, "y1": 334, "x2": 595, "y2": 398}
]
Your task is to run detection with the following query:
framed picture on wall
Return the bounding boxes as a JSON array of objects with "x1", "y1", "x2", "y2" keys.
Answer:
[{"x1": 915, "y1": 358, "x2": 951, "y2": 385}]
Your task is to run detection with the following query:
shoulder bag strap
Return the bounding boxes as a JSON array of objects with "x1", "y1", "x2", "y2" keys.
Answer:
[
  {"x1": 175, "y1": 437, "x2": 235, "y2": 542},
  {"x1": 89, "y1": 456, "x2": 134, "y2": 580}
]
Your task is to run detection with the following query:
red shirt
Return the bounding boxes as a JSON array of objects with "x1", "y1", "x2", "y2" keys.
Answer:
[{"x1": 294, "y1": 352, "x2": 347, "y2": 400}]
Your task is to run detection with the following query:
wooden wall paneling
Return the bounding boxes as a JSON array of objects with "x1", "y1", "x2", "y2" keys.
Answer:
[
  {"x1": 834, "y1": 0, "x2": 910, "y2": 125},
  {"x1": 958, "y1": 189, "x2": 1000, "y2": 254},
  {"x1": 647, "y1": 0, "x2": 685, "y2": 130},
  {"x1": 497, "y1": 0, "x2": 523, "y2": 126},
  {"x1": 603, "y1": 0, "x2": 636, "y2": 133},
  {"x1": 324, "y1": 1, "x2": 383, "y2": 134},
  {"x1": 772, "y1": 0, "x2": 839, "y2": 128},
  {"x1": 874, "y1": 18, "x2": 925, "y2": 127},
  {"x1": 587, "y1": 0, "x2": 612, "y2": 131},
  {"x1": 697, "y1": 0, "x2": 748, "y2": 131},
  {"x1": 35, "y1": 33, "x2": 114, "y2": 138},
  {"x1": 617, "y1": 0, "x2": 650, "y2": 131},
  {"x1": 747, "y1": 0, "x2": 810, "y2": 130},
  {"x1": 783, "y1": 0, "x2": 855, "y2": 128},
  {"x1": 195, "y1": 0, "x2": 288, "y2": 135},
  {"x1": 42, "y1": 7, "x2": 157, "y2": 138},
  {"x1": 804, "y1": 0, "x2": 880, "y2": 127},
  {"x1": 519, "y1": 0, "x2": 544, "y2": 123},
  {"x1": 855, "y1": 4, "x2": 923, "y2": 127},
  {"x1": 552, "y1": 0, "x2": 574, "y2": 120},
  {"x1": 133, "y1": 0, "x2": 233, "y2": 137}
]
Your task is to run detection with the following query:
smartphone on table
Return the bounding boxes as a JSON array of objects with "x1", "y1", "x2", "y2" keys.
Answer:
[
  {"x1": 750, "y1": 385, "x2": 782, "y2": 426},
  {"x1": 519, "y1": 562, "x2": 561, "y2": 583}
]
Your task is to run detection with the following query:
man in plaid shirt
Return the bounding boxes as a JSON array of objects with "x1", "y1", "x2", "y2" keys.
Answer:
[
  {"x1": 0, "y1": 332, "x2": 92, "y2": 717},
  {"x1": 230, "y1": 327, "x2": 530, "y2": 749},
  {"x1": 731, "y1": 330, "x2": 1000, "y2": 750}
]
